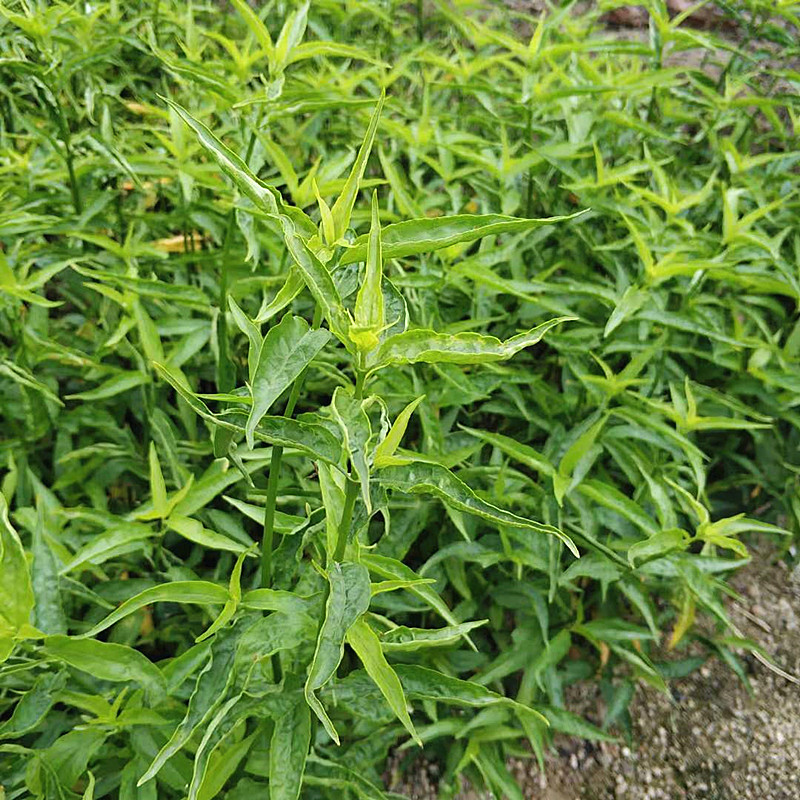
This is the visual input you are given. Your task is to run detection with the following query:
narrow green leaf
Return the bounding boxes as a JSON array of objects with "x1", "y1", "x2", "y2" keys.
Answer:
[
  {"x1": 44, "y1": 637, "x2": 166, "y2": 703},
  {"x1": 269, "y1": 696, "x2": 311, "y2": 800},
  {"x1": 339, "y1": 211, "x2": 588, "y2": 265},
  {"x1": 246, "y1": 314, "x2": 330, "y2": 448},
  {"x1": 304, "y1": 562, "x2": 371, "y2": 744},
  {"x1": 377, "y1": 462, "x2": 577, "y2": 556},
  {"x1": 79, "y1": 581, "x2": 230, "y2": 639},
  {"x1": 373, "y1": 317, "x2": 573, "y2": 369},
  {"x1": 347, "y1": 617, "x2": 421, "y2": 745},
  {"x1": 331, "y1": 92, "x2": 385, "y2": 240}
]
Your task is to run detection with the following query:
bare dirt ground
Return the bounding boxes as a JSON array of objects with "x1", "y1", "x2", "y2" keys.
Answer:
[{"x1": 389, "y1": 543, "x2": 800, "y2": 800}]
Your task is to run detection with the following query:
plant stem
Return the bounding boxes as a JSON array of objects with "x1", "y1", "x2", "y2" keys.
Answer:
[
  {"x1": 260, "y1": 376, "x2": 304, "y2": 588},
  {"x1": 332, "y1": 368, "x2": 366, "y2": 563},
  {"x1": 334, "y1": 477, "x2": 359, "y2": 562},
  {"x1": 260, "y1": 306, "x2": 323, "y2": 588}
]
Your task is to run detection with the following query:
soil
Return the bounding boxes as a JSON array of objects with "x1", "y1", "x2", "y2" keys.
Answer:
[{"x1": 388, "y1": 543, "x2": 800, "y2": 800}]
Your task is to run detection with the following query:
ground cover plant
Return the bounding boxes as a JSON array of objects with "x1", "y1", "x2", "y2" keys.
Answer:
[{"x1": 1, "y1": 0, "x2": 799, "y2": 797}]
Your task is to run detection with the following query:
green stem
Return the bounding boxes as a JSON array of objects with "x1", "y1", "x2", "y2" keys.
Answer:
[
  {"x1": 331, "y1": 368, "x2": 366, "y2": 563},
  {"x1": 260, "y1": 376, "x2": 304, "y2": 588},
  {"x1": 260, "y1": 306, "x2": 323, "y2": 588},
  {"x1": 334, "y1": 477, "x2": 359, "y2": 562}
]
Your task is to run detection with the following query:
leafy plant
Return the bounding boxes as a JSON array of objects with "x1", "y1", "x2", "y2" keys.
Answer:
[{"x1": 1, "y1": 0, "x2": 799, "y2": 798}]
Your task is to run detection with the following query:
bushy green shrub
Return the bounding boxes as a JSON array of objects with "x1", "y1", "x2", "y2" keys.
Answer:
[{"x1": 1, "y1": 1, "x2": 798, "y2": 797}]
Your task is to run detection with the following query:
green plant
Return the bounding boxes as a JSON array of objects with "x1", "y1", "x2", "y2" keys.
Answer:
[{"x1": 1, "y1": 0, "x2": 799, "y2": 798}]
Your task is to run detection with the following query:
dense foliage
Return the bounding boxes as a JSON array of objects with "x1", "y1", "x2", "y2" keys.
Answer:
[{"x1": 1, "y1": 0, "x2": 799, "y2": 797}]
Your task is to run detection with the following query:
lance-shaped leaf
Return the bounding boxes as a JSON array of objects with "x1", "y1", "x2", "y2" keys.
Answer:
[
  {"x1": 373, "y1": 395, "x2": 425, "y2": 468},
  {"x1": 330, "y1": 92, "x2": 385, "y2": 241},
  {"x1": 304, "y1": 562, "x2": 371, "y2": 744},
  {"x1": 229, "y1": 0, "x2": 273, "y2": 61},
  {"x1": 377, "y1": 462, "x2": 578, "y2": 556},
  {"x1": 154, "y1": 362, "x2": 343, "y2": 464},
  {"x1": 269, "y1": 696, "x2": 311, "y2": 800},
  {"x1": 0, "y1": 670, "x2": 66, "y2": 740},
  {"x1": 0, "y1": 494, "x2": 34, "y2": 652},
  {"x1": 349, "y1": 191, "x2": 385, "y2": 352},
  {"x1": 31, "y1": 505, "x2": 66, "y2": 635},
  {"x1": 330, "y1": 387, "x2": 372, "y2": 512},
  {"x1": 372, "y1": 317, "x2": 573, "y2": 369},
  {"x1": 339, "y1": 211, "x2": 587, "y2": 265},
  {"x1": 79, "y1": 581, "x2": 231, "y2": 639},
  {"x1": 360, "y1": 552, "x2": 476, "y2": 650},
  {"x1": 246, "y1": 314, "x2": 331, "y2": 448},
  {"x1": 164, "y1": 98, "x2": 316, "y2": 238},
  {"x1": 44, "y1": 637, "x2": 166, "y2": 703},
  {"x1": 138, "y1": 626, "x2": 240, "y2": 785},
  {"x1": 280, "y1": 221, "x2": 351, "y2": 344},
  {"x1": 346, "y1": 617, "x2": 421, "y2": 746},
  {"x1": 394, "y1": 665, "x2": 548, "y2": 727},
  {"x1": 380, "y1": 620, "x2": 488, "y2": 652},
  {"x1": 254, "y1": 268, "x2": 305, "y2": 324},
  {"x1": 461, "y1": 426, "x2": 555, "y2": 477}
]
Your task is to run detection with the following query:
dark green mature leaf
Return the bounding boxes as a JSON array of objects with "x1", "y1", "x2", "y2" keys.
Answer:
[
  {"x1": 154, "y1": 362, "x2": 343, "y2": 463},
  {"x1": 138, "y1": 626, "x2": 240, "y2": 785},
  {"x1": 0, "y1": 671, "x2": 66, "y2": 739},
  {"x1": 269, "y1": 696, "x2": 311, "y2": 800},
  {"x1": 246, "y1": 314, "x2": 331, "y2": 447},
  {"x1": 0, "y1": 495, "x2": 34, "y2": 648},
  {"x1": 377, "y1": 463, "x2": 577, "y2": 555},
  {"x1": 43, "y1": 636, "x2": 166, "y2": 702},
  {"x1": 305, "y1": 562, "x2": 371, "y2": 743}
]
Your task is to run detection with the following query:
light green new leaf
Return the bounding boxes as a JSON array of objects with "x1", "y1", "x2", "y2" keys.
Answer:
[
  {"x1": 64, "y1": 371, "x2": 149, "y2": 401},
  {"x1": 377, "y1": 462, "x2": 577, "y2": 556},
  {"x1": 554, "y1": 414, "x2": 607, "y2": 505},
  {"x1": 246, "y1": 314, "x2": 331, "y2": 448},
  {"x1": 346, "y1": 617, "x2": 421, "y2": 745},
  {"x1": 628, "y1": 529, "x2": 690, "y2": 567},
  {"x1": 304, "y1": 562, "x2": 371, "y2": 743},
  {"x1": 374, "y1": 395, "x2": 425, "y2": 468},
  {"x1": 167, "y1": 514, "x2": 253, "y2": 555},
  {"x1": 373, "y1": 317, "x2": 573, "y2": 369},
  {"x1": 229, "y1": 0, "x2": 273, "y2": 58},
  {"x1": 0, "y1": 494, "x2": 35, "y2": 643},
  {"x1": 280, "y1": 222, "x2": 351, "y2": 343},
  {"x1": 461, "y1": 427, "x2": 554, "y2": 476},
  {"x1": 148, "y1": 442, "x2": 168, "y2": 518},
  {"x1": 331, "y1": 92, "x2": 385, "y2": 241},
  {"x1": 350, "y1": 191, "x2": 385, "y2": 352}
]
